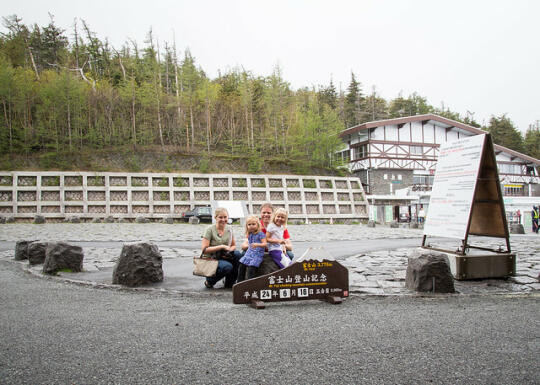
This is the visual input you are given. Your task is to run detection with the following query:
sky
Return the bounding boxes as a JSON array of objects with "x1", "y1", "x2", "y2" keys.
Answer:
[{"x1": 1, "y1": 0, "x2": 539, "y2": 134}]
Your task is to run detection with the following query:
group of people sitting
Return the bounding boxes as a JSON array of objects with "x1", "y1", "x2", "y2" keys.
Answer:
[{"x1": 200, "y1": 203, "x2": 295, "y2": 289}]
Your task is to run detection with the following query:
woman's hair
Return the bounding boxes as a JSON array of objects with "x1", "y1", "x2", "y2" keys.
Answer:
[
  {"x1": 271, "y1": 208, "x2": 288, "y2": 225},
  {"x1": 244, "y1": 215, "x2": 261, "y2": 234},
  {"x1": 214, "y1": 207, "x2": 229, "y2": 218},
  {"x1": 260, "y1": 202, "x2": 273, "y2": 212}
]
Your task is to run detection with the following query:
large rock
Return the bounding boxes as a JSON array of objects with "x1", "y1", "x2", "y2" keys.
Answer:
[
  {"x1": 188, "y1": 217, "x2": 200, "y2": 225},
  {"x1": 256, "y1": 253, "x2": 280, "y2": 277},
  {"x1": 43, "y1": 242, "x2": 84, "y2": 275},
  {"x1": 6, "y1": 216, "x2": 15, "y2": 223},
  {"x1": 389, "y1": 221, "x2": 399, "y2": 228},
  {"x1": 163, "y1": 216, "x2": 174, "y2": 224},
  {"x1": 406, "y1": 251, "x2": 455, "y2": 293},
  {"x1": 367, "y1": 220, "x2": 376, "y2": 228},
  {"x1": 28, "y1": 242, "x2": 49, "y2": 265},
  {"x1": 509, "y1": 224, "x2": 525, "y2": 234},
  {"x1": 0, "y1": 216, "x2": 5, "y2": 224},
  {"x1": 104, "y1": 216, "x2": 115, "y2": 223},
  {"x1": 15, "y1": 240, "x2": 36, "y2": 261},
  {"x1": 112, "y1": 243, "x2": 163, "y2": 287},
  {"x1": 135, "y1": 217, "x2": 150, "y2": 224},
  {"x1": 33, "y1": 215, "x2": 45, "y2": 224}
]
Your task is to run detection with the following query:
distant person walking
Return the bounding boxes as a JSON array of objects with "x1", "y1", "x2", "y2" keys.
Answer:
[
  {"x1": 532, "y1": 206, "x2": 539, "y2": 234},
  {"x1": 418, "y1": 207, "x2": 426, "y2": 224}
]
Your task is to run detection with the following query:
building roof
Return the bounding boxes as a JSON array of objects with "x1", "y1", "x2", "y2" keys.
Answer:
[
  {"x1": 339, "y1": 114, "x2": 486, "y2": 138},
  {"x1": 340, "y1": 114, "x2": 540, "y2": 166}
]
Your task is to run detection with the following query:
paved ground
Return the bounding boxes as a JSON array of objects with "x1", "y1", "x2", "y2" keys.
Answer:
[
  {"x1": 1, "y1": 223, "x2": 539, "y2": 384},
  {"x1": 0, "y1": 260, "x2": 538, "y2": 385},
  {"x1": 0, "y1": 223, "x2": 539, "y2": 295}
]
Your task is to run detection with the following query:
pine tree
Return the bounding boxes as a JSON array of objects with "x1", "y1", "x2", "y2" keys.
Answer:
[
  {"x1": 523, "y1": 123, "x2": 540, "y2": 159},
  {"x1": 344, "y1": 72, "x2": 362, "y2": 127},
  {"x1": 486, "y1": 115, "x2": 524, "y2": 152}
]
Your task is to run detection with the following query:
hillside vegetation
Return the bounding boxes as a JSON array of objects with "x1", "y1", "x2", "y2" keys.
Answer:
[{"x1": 1, "y1": 15, "x2": 538, "y2": 174}]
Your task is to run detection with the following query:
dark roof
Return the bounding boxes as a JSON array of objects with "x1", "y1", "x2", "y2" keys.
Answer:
[
  {"x1": 339, "y1": 114, "x2": 539, "y2": 165},
  {"x1": 339, "y1": 114, "x2": 486, "y2": 138},
  {"x1": 494, "y1": 143, "x2": 540, "y2": 165}
]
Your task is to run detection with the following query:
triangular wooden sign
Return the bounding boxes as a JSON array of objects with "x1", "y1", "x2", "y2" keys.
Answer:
[{"x1": 422, "y1": 133, "x2": 511, "y2": 254}]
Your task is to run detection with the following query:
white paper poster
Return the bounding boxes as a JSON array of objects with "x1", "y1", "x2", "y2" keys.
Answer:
[{"x1": 423, "y1": 134, "x2": 486, "y2": 239}]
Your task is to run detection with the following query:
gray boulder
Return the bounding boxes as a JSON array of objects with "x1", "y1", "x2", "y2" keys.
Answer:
[
  {"x1": 406, "y1": 251, "x2": 455, "y2": 293},
  {"x1": 509, "y1": 224, "x2": 525, "y2": 234},
  {"x1": 135, "y1": 217, "x2": 150, "y2": 224},
  {"x1": 256, "y1": 253, "x2": 280, "y2": 277},
  {"x1": 43, "y1": 242, "x2": 84, "y2": 275},
  {"x1": 389, "y1": 221, "x2": 399, "y2": 228},
  {"x1": 0, "y1": 216, "x2": 5, "y2": 224},
  {"x1": 28, "y1": 242, "x2": 49, "y2": 265},
  {"x1": 163, "y1": 216, "x2": 174, "y2": 224},
  {"x1": 91, "y1": 217, "x2": 102, "y2": 223},
  {"x1": 188, "y1": 216, "x2": 200, "y2": 225},
  {"x1": 112, "y1": 243, "x2": 163, "y2": 287},
  {"x1": 33, "y1": 215, "x2": 46, "y2": 224},
  {"x1": 410, "y1": 222, "x2": 419, "y2": 229},
  {"x1": 15, "y1": 240, "x2": 36, "y2": 261},
  {"x1": 6, "y1": 216, "x2": 15, "y2": 223},
  {"x1": 68, "y1": 216, "x2": 81, "y2": 223},
  {"x1": 104, "y1": 216, "x2": 115, "y2": 223},
  {"x1": 367, "y1": 220, "x2": 376, "y2": 228}
]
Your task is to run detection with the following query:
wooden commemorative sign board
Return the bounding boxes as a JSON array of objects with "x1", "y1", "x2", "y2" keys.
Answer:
[{"x1": 233, "y1": 253, "x2": 349, "y2": 309}]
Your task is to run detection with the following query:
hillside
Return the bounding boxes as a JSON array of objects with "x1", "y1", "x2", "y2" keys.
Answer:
[{"x1": 0, "y1": 146, "x2": 348, "y2": 176}]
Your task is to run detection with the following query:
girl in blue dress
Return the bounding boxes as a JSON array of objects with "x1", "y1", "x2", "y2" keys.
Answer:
[{"x1": 237, "y1": 215, "x2": 267, "y2": 282}]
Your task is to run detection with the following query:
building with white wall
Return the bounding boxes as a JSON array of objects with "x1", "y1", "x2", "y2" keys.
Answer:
[{"x1": 338, "y1": 114, "x2": 540, "y2": 228}]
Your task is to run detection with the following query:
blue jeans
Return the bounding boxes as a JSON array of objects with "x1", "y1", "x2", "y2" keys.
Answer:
[{"x1": 206, "y1": 250, "x2": 241, "y2": 288}]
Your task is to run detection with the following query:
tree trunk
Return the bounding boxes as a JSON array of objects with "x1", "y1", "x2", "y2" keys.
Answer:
[
  {"x1": 3, "y1": 100, "x2": 12, "y2": 151},
  {"x1": 190, "y1": 103, "x2": 195, "y2": 150}
]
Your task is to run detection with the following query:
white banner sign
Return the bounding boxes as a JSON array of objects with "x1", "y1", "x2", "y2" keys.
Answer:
[{"x1": 423, "y1": 134, "x2": 486, "y2": 239}]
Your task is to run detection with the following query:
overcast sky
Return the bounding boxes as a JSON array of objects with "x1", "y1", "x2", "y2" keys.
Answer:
[{"x1": 2, "y1": 0, "x2": 539, "y2": 133}]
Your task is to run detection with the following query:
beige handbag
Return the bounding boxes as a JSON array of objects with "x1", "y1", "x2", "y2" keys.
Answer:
[{"x1": 193, "y1": 248, "x2": 218, "y2": 277}]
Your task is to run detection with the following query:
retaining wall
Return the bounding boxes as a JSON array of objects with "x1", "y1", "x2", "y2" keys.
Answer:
[{"x1": 0, "y1": 172, "x2": 369, "y2": 222}]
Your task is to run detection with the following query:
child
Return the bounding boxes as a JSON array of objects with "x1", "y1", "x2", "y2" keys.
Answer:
[
  {"x1": 237, "y1": 215, "x2": 267, "y2": 283},
  {"x1": 266, "y1": 208, "x2": 292, "y2": 269}
]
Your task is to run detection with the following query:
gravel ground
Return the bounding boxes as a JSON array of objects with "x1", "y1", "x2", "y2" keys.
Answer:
[{"x1": 0, "y1": 260, "x2": 538, "y2": 385}]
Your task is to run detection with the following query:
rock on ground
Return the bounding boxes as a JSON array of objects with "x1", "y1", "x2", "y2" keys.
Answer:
[
  {"x1": 112, "y1": 242, "x2": 163, "y2": 287},
  {"x1": 43, "y1": 242, "x2": 84, "y2": 275},
  {"x1": 28, "y1": 242, "x2": 49, "y2": 265},
  {"x1": 15, "y1": 240, "x2": 35, "y2": 261},
  {"x1": 406, "y1": 250, "x2": 455, "y2": 293}
]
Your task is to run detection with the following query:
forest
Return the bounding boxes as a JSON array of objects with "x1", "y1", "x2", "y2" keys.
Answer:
[{"x1": 0, "y1": 15, "x2": 539, "y2": 174}]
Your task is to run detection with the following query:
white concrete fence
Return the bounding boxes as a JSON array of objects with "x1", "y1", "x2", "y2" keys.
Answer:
[{"x1": 0, "y1": 172, "x2": 369, "y2": 222}]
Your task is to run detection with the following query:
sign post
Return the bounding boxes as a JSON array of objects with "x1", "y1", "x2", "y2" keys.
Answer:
[
  {"x1": 232, "y1": 248, "x2": 349, "y2": 309},
  {"x1": 422, "y1": 134, "x2": 515, "y2": 279}
]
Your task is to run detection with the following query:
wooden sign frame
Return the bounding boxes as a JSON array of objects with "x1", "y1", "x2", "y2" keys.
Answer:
[
  {"x1": 422, "y1": 134, "x2": 511, "y2": 255},
  {"x1": 232, "y1": 250, "x2": 349, "y2": 309}
]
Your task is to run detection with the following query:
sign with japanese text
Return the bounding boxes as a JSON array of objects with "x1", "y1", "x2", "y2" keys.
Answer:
[
  {"x1": 232, "y1": 259, "x2": 349, "y2": 305},
  {"x1": 424, "y1": 134, "x2": 486, "y2": 239}
]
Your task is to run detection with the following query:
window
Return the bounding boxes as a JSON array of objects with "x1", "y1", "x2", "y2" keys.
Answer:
[
  {"x1": 353, "y1": 144, "x2": 367, "y2": 159},
  {"x1": 384, "y1": 174, "x2": 388, "y2": 180},
  {"x1": 413, "y1": 175, "x2": 434, "y2": 185},
  {"x1": 398, "y1": 174, "x2": 402, "y2": 181},
  {"x1": 504, "y1": 185, "x2": 524, "y2": 196},
  {"x1": 358, "y1": 132, "x2": 368, "y2": 142},
  {"x1": 410, "y1": 146, "x2": 423, "y2": 155}
]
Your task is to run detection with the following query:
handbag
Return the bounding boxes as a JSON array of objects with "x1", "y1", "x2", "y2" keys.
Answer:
[{"x1": 193, "y1": 248, "x2": 218, "y2": 277}]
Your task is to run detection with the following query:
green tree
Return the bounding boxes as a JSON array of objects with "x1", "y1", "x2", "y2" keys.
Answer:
[
  {"x1": 318, "y1": 79, "x2": 337, "y2": 110},
  {"x1": 344, "y1": 71, "x2": 362, "y2": 127},
  {"x1": 389, "y1": 92, "x2": 432, "y2": 118},
  {"x1": 523, "y1": 123, "x2": 540, "y2": 159},
  {"x1": 486, "y1": 115, "x2": 523, "y2": 152}
]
